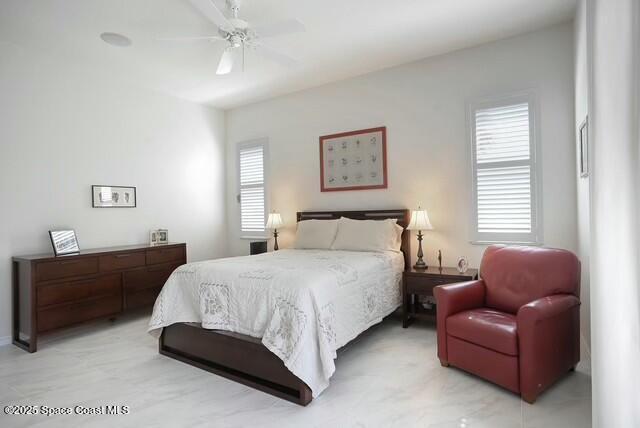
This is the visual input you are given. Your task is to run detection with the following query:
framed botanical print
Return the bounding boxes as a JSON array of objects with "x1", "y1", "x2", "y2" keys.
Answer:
[
  {"x1": 92, "y1": 185, "x2": 137, "y2": 208},
  {"x1": 319, "y1": 126, "x2": 387, "y2": 192}
]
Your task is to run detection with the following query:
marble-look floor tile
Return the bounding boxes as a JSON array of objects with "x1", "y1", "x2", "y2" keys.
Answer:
[
  {"x1": 0, "y1": 312, "x2": 591, "y2": 428},
  {"x1": 522, "y1": 367, "x2": 591, "y2": 428}
]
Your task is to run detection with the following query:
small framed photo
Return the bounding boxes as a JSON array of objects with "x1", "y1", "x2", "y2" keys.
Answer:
[
  {"x1": 150, "y1": 229, "x2": 168, "y2": 246},
  {"x1": 157, "y1": 229, "x2": 169, "y2": 244},
  {"x1": 149, "y1": 230, "x2": 158, "y2": 246},
  {"x1": 49, "y1": 230, "x2": 80, "y2": 256},
  {"x1": 92, "y1": 185, "x2": 136, "y2": 208},
  {"x1": 579, "y1": 117, "x2": 589, "y2": 178}
]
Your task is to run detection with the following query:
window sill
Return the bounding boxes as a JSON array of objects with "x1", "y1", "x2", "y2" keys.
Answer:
[
  {"x1": 470, "y1": 240, "x2": 543, "y2": 246},
  {"x1": 241, "y1": 235, "x2": 269, "y2": 241}
]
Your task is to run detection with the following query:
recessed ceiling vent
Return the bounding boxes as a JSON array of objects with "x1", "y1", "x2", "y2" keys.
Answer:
[{"x1": 100, "y1": 32, "x2": 132, "y2": 47}]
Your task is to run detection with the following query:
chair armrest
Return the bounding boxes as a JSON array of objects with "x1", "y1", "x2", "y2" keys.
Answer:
[
  {"x1": 433, "y1": 280, "x2": 486, "y2": 364},
  {"x1": 517, "y1": 294, "x2": 581, "y2": 402},
  {"x1": 434, "y1": 280, "x2": 486, "y2": 319},
  {"x1": 517, "y1": 294, "x2": 580, "y2": 324}
]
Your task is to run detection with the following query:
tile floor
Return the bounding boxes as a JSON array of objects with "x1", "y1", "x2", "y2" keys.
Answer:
[{"x1": 0, "y1": 312, "x2": 591, "y2": 427}]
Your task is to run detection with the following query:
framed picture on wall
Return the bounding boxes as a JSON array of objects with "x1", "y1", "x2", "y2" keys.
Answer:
[
  {"x1": 92, "y1": 185, "x2": 137, "y2": 208},
  {"x1": 319, "y1": 126, "x2": 387, "y2": 192},
  {"x1": 579, "y1": 117, "x2": 589, "y2": 178}
]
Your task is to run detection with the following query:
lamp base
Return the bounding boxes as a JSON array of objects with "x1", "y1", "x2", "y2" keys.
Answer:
[
  {"x1": 413, "y1": 261, "x2": 428, "y2": 270},
  {"x1": 413, "y1": 230, "x2": 428, "y2": 270}
]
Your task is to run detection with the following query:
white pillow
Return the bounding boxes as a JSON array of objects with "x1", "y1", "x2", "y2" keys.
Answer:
[
  {"x1": 392, "y1": 223, "x2": 403, "y2": 251},
  {"x1": 293, "y1": 219, "x2": 339, "y2": 249},
  {"x1": 331, "y1": 217, "x2": 402, "y2": 252}
]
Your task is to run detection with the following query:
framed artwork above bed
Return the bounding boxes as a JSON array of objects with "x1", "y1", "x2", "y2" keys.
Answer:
[{"x1": 319, "y1": 126, "x2": 387, "y2": 192}]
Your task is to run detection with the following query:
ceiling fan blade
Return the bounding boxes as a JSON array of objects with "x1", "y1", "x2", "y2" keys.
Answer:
[
  {"x1": 253, "y1": 43, "x2": 297, "y2": 68},
  {"x1": 189, "y1": 0, "x2": 235, "y2": 33},
  {"x1": 216, "y1": 47, "x2": 235, "y2": 75},
  {"x1": 252, "y1": 19, "x2": 306, "y2": 38},
  {"x1": 156, "y1": 35, "x2": 225, "y2": 42}
]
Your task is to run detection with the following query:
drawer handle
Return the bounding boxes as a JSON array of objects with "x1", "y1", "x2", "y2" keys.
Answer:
[
  {"x1": 115, "y1": 254, "x2": 131, "y2": 259},
  {"x1": 60, "y1": 260, "x2": 80, "y2": 265}
]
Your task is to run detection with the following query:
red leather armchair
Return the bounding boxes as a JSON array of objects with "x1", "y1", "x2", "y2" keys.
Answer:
[{"x1": 433, "y1": 245, "x2": 581, "y2": 403}]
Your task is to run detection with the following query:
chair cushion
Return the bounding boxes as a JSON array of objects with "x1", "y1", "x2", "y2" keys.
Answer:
[{"x1": 446, "y1": 308, "x2": 518, "y2": 356}]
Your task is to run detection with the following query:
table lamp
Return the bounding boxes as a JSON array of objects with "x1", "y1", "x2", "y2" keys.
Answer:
[
  {"x1": 407, "y1": 207, "x2": 433, "y2": 269},
  {"x1": 265, "y1": 212, "x2": 284, "y2": 251}
]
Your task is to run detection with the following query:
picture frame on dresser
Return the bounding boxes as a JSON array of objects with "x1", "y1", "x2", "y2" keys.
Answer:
[
  {"x1": 319, "y1": 126, "x2": 388, "y2": 192},
  {"x1": 48, "y1": 230, "x2": 80, "y2": 256}
]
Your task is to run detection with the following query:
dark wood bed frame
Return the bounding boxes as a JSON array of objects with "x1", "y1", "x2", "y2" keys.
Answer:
[{"x1": 159, "y1": 209, "x2": 411, "y2": 406}]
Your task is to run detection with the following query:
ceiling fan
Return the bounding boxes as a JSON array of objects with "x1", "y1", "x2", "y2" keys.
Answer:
[{"x1": 160, "y1": 0, "x2": 305, "y2": 75}]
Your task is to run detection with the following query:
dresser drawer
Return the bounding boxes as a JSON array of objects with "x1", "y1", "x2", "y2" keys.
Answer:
[
  {"x1": 37, "y1": 274, "x2": 121, "y2": 308},
  {"x1": 37, "y1": 294, "x2": 122, "y2": 333},
  {"x1": 146, "y1": 246, "x2": 184, "y2": 265},
  {"x1": 99, "y1": 252, "x2": 145, "y2": 272},
  {"x1": 124, "y1": 262, "x2": 180, "y2": 293},
  {"x1": 36, "y1": 257, "x2": 98, "y2": 282},
  {"x1": 125, "y1": 286, "x2": 162, "y2": 310}
]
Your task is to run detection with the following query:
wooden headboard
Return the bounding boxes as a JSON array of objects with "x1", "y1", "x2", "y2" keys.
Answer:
[{"x1": 296, "y1": 209, "x2": 411, "y2": 270}]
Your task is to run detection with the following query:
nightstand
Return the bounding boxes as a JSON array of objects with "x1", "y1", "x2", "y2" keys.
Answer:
[{"x1": 402, "y1": 267, "x2": 479, "y2": 328}]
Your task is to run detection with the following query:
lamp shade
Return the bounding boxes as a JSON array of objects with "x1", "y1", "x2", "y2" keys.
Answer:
[
  {"x1": 407, "y1": 209, "x2": 433, "y2": 231},
  {"x1": 265, "y1": 212, "x2": 284, "y2": 229}
]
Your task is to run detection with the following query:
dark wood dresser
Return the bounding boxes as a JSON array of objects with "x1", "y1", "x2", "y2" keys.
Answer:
[{"x1": 12, "y1": 242, "x2": 186, "y2": 352}]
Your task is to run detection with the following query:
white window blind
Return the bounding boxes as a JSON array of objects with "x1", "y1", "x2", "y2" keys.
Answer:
[
  {"x1": 471, "y1": 96, "x2": 540, "y2": 243},
  {"x1": 238, "y1": 141, "x2": 267, "y2": 236}
]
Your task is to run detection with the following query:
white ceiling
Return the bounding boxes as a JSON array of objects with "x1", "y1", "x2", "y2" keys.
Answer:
[{"x1": 0, "y1": 0, "x2": 576, "y2": 110}]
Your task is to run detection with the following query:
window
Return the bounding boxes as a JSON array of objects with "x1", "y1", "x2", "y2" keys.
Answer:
[
  {"x1": 470, "y1": 94, "x2": 541, "y2": 244},
  {"x1": 237, "y1": 139, "x2": 268, "y2": 237}
]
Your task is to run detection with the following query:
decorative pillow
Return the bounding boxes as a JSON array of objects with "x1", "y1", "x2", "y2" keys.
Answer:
[
  {"x1": 331, "y1": 217, "x2": 402, "y2": 252},
  {"x1": 293, "y1": 219, "x2": 339, "y2": 249}
]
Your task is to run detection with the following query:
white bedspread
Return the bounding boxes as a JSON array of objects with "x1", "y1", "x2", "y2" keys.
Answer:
[{"x1": 147, "y1": 249, "x2": 404, "y2": 397}]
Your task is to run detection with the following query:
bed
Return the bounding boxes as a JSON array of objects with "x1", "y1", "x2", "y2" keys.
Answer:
[{"x1": 148, "y1": 209, "x2": 410, "y2": 405}]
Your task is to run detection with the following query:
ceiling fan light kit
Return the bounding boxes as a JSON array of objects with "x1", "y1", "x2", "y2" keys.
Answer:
[
  {"x1": 161, "y1": 0, "x2": 305, "y2": 75},
  {"x1": 216, "y1": 46, "x2": 236, "y2": 75}
]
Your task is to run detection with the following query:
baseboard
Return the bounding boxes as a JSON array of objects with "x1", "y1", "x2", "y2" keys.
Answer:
[
  {"x1": 580, "y1": 333, "x2": 591, "y2": 360},
  {"x1": 0, "y1": 336, "x2": 11, "y2": 347}
]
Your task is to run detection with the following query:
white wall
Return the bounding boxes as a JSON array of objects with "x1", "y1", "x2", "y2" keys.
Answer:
[
  {"x1": 574, "y1": 0, "x2": 591, "y2": 349},
  {"x1": 589, "y1": 0, "x2": 640, "y2": 425},
  {"x1": 225, "y1": 24, "x2": 577, "y2": 269},
  {"x1": 0, "y1": 42, "x2": 227, "y2": 343}
]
